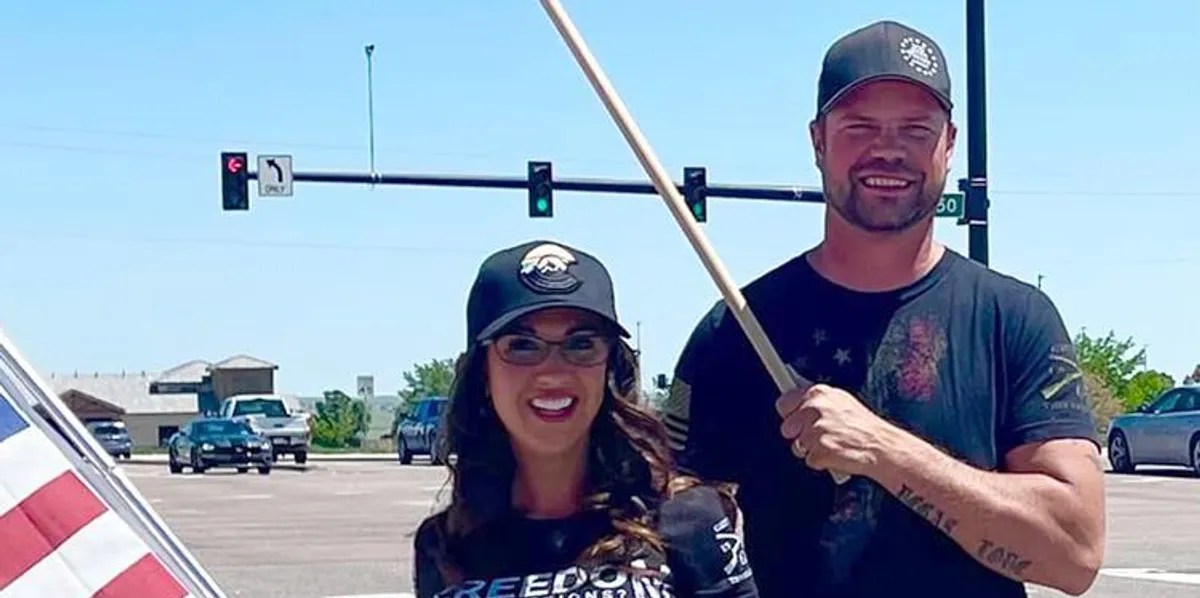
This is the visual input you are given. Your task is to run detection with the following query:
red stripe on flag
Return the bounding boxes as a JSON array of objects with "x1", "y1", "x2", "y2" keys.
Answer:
[
  {"x1": 0, "y1": 471, "x2": 107, "y2": 590},
  {"x1": 92, "y1": 553, "x2": 188, "y2": 598}
]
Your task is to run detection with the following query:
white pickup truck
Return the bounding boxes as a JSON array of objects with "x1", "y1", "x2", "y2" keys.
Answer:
[{"x1": 219, "y1": 394, "x2": 311, "y2": 464}]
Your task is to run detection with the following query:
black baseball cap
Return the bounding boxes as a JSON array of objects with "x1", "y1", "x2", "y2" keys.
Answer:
[
  {"x1": 465, "y1": 239, "x2": 631, "y2": 345},
  {"x1": 816, "y1": 20, "x2": 952, "y2": 116}
]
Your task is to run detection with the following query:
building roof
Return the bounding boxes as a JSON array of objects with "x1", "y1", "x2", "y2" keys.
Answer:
[
  {"x1": 42, "y1": 353, "x2": 277, "y2": 416},
  {"x1": 209, "y1": 355, "x2": 277, "y2": 370},
  {"x1": 155, "y1": 359, "x2": 211, "y2": 383},
  {"x1": 46, "y1": 371, "x2": 197, "y2": 415}
]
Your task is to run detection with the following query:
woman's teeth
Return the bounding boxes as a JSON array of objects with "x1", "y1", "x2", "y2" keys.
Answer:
[{"x1": 531, "y1": 397, "x2": 575, "y2": 412}]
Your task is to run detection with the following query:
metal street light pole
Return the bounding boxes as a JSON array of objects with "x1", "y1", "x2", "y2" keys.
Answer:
[{"x1": 365, "y1": 44, "x2": 377, "y2": 180}]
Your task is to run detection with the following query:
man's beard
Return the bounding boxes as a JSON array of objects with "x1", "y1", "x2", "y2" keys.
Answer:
[{"x1": 824, "y1": 170, "x2": 944, "y2": 233}]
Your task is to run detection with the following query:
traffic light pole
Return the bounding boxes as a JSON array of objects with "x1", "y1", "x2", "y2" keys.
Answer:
[
  {"x1": 225, "y1": 156, "x2": 988, "y2": 257},
  {"x1": 244, "y1": 167, "x2": 827, "y2": 204},
  {"x1": 964, "y1": 0, "x2": 990, "y2": 266}
]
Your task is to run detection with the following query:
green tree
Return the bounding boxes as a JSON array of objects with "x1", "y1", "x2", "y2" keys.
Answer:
[
  {"x1": 1183, "y1": 364, "x2": 1200, "y2": 386},
  {"x1": 393, "y1": 357, "x2": 457, "y2": 431},
  {"x1": 311, "y1": 390, "x2": 370, "y2": 448},
  {"x1": 1073, "y1": 329, "x2": 1145, "y2": 406},
  {"x1": 1125, "y1": 370, "x2": 1175, "y2": 412},
  {"x1": 1081, "y1": 371, "x2": 1124, "y2": 437}
]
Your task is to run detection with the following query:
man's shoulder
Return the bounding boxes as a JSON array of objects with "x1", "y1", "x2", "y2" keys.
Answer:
[
  {"x1": 942, "y1": 250, "x2": 1055, "y2": 312},
  {"x1": 691, "y1": 252, "x2": 813, "y2": 337}
]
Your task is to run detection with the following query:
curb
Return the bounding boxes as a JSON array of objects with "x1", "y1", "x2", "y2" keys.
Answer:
[{"x1": 124, "y1": 453, "x2": 397, "y2": 466}]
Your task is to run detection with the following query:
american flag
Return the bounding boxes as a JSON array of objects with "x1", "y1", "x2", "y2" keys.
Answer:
[{"x1": 0, "y1": 387, "x2": 191, "y2": 597}]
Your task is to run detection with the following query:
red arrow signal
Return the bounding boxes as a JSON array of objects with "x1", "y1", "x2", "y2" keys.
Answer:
[{"x1": 226, "y1": 156, "x2": 245, "y2": 173}]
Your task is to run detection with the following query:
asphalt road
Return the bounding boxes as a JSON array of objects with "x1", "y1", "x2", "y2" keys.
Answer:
[{"x1": 122, "y1": 459, "x2": 1200, "y2": 598}]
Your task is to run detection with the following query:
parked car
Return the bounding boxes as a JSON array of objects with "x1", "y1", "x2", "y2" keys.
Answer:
[
  {"x1": 1108, "y1": 386, "x2": 1200, "y2": 476},
  {"x1": 220, "y1": 394, "x2": 311, "y2": 464},
  {"x1": 167, "y1": 417, "x2": 273, "y2": 475},
  {"x1": 395, "y1": 396, "x2": 448, "y2": 465},
  {"x1": 85, "y1": 419, "x2": 132, "y2": 459}
]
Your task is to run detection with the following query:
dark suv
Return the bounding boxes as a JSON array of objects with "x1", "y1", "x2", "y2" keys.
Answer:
[
  {"x1": 85, "y1": 419, "x2": 132, "y2": 459},
  {"x1": 395, "y1": 396, "x2": 448, "y2": 465}
]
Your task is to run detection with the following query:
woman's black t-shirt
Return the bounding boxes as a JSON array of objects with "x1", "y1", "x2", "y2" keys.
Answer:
[{"x1": 412, "y1": 485, "x2": 758, "y2": 598}]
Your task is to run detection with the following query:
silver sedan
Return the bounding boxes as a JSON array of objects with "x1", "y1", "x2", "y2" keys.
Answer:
[{"x1": 1108, "y1": 385, "x2": 1200, "y2": 476}]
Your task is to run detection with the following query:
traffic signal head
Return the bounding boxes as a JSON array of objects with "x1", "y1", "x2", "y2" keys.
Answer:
[
  {"x1": 221, "y1": 151, "x2": 249, "y2": 211},
  {"x1": 528, "y1": 161, "x2": 553, "y2": 218},
  {"x1": 684, "y1": 166, "x2": 707, "y2": 223}
]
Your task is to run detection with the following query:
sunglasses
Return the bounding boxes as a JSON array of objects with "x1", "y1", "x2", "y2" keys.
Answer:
[{"x1": 485, "y1": 331, "x2": 613, "y2": 367}]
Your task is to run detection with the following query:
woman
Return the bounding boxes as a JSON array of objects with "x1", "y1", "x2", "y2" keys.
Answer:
[{"x1": 412, "y1": 239, "x2": 758, "y2": 598}]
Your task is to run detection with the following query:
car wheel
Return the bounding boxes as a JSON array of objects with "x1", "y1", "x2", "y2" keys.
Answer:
[
  {"x1": 237, "y1": 467, "x2": 249, "y2": 474},
  {"x1": 1108, "y1": 431, "x2": 1135, "y2": 473},
  {"x1": 190, "y1": 449, "x2": 207, "y2": 474},
  {"x1": 258, "y1": 464, "x2": 271, "y2": 475},
  {"x1": 294, "y1": 450, "x2": 307, "y2": 465},
  {"x1": 429, "y1": 438, "x2": 445, "y2": 466},
  {"x1": 168, "y1": 451, "x2": 183, "y2": 474},
  {"x1": 397, "y1": 438, "x2": 412, "y2": 465},
  {"x1": 1189, "y1": 434, "x2": 1200, "y2": 478}
]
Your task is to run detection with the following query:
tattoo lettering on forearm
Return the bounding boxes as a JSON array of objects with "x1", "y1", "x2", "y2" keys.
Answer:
[
  {"x1": 896, "y1": 484, "x2": 959, "y2": 534},
  {"x1": 977, "y1": 539, "x2": 1033, "y2": 577}
]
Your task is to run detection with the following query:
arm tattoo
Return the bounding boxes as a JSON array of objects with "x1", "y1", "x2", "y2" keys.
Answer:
[
  {"x1": 978, "y1": 539, "x2": 1033, "y2": 577},
  {"x1": 896, "y1": 484, "x2": 959, "y2": 534}
]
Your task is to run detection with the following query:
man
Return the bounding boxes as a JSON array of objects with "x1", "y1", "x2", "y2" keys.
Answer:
[{"x1": 661, "y1": 20, "x2": 1105, "y2": 598}]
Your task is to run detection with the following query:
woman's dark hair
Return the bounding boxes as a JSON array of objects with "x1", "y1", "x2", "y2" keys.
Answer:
[{"x1": 421, "y1": 331, "x2": 737, "y2": 583}]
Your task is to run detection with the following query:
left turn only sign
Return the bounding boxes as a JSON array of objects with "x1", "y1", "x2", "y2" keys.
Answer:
[{"x1": 257, "y1": 155, "x2": 293, "y2": 197}]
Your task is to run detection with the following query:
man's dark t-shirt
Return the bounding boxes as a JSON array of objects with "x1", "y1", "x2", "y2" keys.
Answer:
[
  {"x1": 661, "y1": 249, "x2": 1097, "y2": 598},
  {"x1": 412, "y1": 485, "x2": 759, "y2": 598}
]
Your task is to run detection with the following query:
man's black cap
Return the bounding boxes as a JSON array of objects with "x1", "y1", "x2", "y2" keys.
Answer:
[
  {"x1": 465, "y1": 239, "x2": 631, "y2": 345},
  {"x1": 817, "y1": 20, "x2": 952, "y2": 116}
]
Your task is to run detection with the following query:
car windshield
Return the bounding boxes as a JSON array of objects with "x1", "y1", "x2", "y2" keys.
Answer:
[
  {"x1": 194, "y1": 420, "x2": 254, "y2": 437},
  {"x1": 90, "y1": 424, "x2": 126, "y2": 435},
  {"x1": 231, "y1": 399, "x2": 288, "y2": 417}
]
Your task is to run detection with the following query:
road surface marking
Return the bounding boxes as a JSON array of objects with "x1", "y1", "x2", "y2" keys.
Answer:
[{"x1": 1102, "y1": 568, "x2": 1200, "y2": 585}]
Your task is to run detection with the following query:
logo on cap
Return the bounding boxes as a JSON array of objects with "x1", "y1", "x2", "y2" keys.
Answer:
[
  {"x1": 899, "y1": 36, "x2": 939, "y2": 77},
  {"x1": 518, "y1": 243, "x2": 581, "y2": 293}
]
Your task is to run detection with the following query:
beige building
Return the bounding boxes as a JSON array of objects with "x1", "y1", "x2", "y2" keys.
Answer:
[{"x1": 46, "y1": 354, "x2": 280, "y2": 448}]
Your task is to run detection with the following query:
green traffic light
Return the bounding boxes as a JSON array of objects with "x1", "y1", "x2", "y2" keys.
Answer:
[
  {"x1": 692, "y1": 203, "x2": 703, "y2": 218},
  {"x1": 536, "y1": 198, "x2": 549, "y2": 213}
]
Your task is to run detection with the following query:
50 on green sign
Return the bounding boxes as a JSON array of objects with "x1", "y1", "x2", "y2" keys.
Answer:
[{"x1": 936, "y1": 193, "x2": 965, "y2": 218}]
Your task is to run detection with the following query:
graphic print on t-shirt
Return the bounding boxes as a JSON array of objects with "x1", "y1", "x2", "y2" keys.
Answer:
[
  {"x1": 787, "y1": 310, "x2": 950, "y2": 586},
  {"x1": 864, "y1": 312, "x2": 948, "y2": 404},
  {"x1": 431, "y1": 559, "x2": 674, "y2": 598}
]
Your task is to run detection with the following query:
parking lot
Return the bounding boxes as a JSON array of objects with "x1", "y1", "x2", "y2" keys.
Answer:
[{"x1": 122, "y1": 458, "x2": 1200, "y2": 598}]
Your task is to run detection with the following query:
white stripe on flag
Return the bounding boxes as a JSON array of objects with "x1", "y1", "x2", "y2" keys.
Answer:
[
  {"x1": 0, "y1": 425, "x2": 72, "y2": 514},
  {"x1": 3, "y1": 510, "x2": 153, "y2": 598}
]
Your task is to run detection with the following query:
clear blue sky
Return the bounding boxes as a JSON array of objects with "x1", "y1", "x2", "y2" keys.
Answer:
[{"x1": 1, "y1": 1, "x2": 1196, "y2": 396}]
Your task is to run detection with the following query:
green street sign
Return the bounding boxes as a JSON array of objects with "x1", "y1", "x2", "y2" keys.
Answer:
[{"x1": 936, "y1": 193, "x2": 965, "y2": 218}]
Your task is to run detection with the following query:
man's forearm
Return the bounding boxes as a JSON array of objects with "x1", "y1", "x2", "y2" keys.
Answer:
[{"x1": 866, "y1": 425, "x2": 1100, "y2": 594}]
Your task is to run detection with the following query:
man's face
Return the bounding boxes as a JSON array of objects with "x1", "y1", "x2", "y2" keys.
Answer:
[{"x1": 810, "y1": 79, "x2": 956, "y2": 233}]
